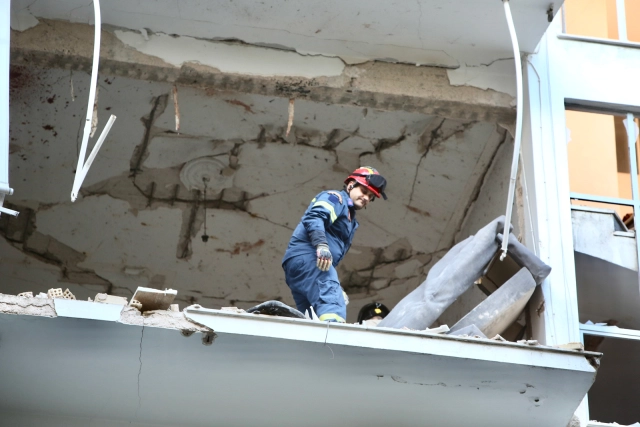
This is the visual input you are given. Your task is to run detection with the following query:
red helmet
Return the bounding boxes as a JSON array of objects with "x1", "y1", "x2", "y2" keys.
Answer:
[{"x1": 345, "y1": 166, "x2": 388, "y2": 200}]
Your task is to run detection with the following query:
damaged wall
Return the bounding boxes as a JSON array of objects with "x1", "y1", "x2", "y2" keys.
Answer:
[
  {"x1": 1, "y1": 63, "x2": 516, "y2": 322},
  {"x1": 9, "y1": 19, "x2": 516, "y2": 125}
]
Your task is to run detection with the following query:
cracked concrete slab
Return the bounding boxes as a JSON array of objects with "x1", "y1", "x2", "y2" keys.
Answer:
[
  {"x1": 114, "y1": 30, "x2": 346, "y2": 79},
  {"x1": 10, "y1": 19, "x2": 516, "y2": 124},
  {"x1": 0, "y1": 294, "x2": 56, "y2": 317},
  {"x1": 0, "y1": 292, "x2": 211, "y2": 333}
]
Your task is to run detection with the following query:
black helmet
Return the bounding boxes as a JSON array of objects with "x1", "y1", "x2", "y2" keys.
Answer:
[{"x1": 357, "y1": 302, "x2": 390, "y2": 324}]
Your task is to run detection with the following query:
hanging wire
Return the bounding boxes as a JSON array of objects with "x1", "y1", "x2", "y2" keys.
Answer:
[
  {"x1": 499, "y1": 0, "x2": 524, "y2": 261},
  {"x1": 201, "y1": 177, "x2": 210, "y2": 242}
]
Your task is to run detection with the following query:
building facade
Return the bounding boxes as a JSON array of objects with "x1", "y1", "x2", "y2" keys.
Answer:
[{"x1": 1, "y1": 0, "x2": 638, "y2": 426}]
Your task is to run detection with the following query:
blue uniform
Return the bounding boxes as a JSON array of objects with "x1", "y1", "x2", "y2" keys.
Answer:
[{"x1": 282, "y1": 189, "x2": 358, "y2": 322}]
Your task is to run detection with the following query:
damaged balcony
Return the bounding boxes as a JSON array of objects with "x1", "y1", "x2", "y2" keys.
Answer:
[{"x1": 0, "y1": 292, "x2": 599, "y2": 427}]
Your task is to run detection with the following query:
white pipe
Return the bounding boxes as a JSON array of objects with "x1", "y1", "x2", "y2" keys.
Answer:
[
  {"x1": 71, "y1": 114, "x2": 116, "y2": 198},
  {"x1": 500, "y1": 0, "x2": 524, "y2": 261},
  {"x1": 71, "y1": 0, "x2": 115, "y2": 202},
  {"x1": 616, "y1": 0, "x2": 627, "y2": 41}
]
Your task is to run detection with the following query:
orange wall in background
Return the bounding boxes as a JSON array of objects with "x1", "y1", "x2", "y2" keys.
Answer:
[
  {"x1": 565, "y1": 0, "x2": 617, "y2": 39},
  {"x1": 566, "y1": 111, "x2": 639, "y2": 218},
  {"x1": 563, "y1": 0, "x2": 640, "y2": 219},
  {"x1": 566, "y1": 111, "x2": 620, "y2": 198},
  {"x1": 565, "y1": 0, "x2": 640, "y2": 41},
  {"x1": 627, "y1": 0, "x2": 640, "y2": 42}
]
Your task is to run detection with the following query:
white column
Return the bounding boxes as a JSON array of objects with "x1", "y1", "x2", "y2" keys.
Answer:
[
  {"x1": 0, "y1": 0, "x2": 18, "y2": 217},
  {"x1": 522, "y1": 19, "x2": 588, "y2": 425},
  {"x1": 0, "y1": 0, "x2": 10, "y2": 193},
  {"x1": 616, "y1": 0, "x2": 628, "y2": 41},
  {"x1": 521, "y1": 18, "x2": 581, "y2": 347}
]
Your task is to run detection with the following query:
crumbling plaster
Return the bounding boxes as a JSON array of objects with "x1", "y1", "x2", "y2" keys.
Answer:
[
  {"x1": 114, "y1": 30, "x2": 346, "y2": 79},
  {"x1": 0, "y1": 293, "x2": 211, "y2": 332},
  {"x1": 10, "y1": 19, "x2": 516, "y2": 124},
  {"x1": 1, "y1": 62, "x2": 517, "y2": 322},
  {"x1": 447, "y1": 59, "x2": 519, "y2": 99}
]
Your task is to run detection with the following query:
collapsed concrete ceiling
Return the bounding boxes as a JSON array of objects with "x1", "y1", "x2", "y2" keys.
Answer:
[{"x1": 1, "y1": 62, "x2": 509, "y2": 321}]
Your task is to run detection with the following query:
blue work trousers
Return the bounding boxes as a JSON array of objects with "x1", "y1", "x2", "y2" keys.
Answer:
[{"x1": 283, "y1": 253, "x2": 346, "y2": 322}]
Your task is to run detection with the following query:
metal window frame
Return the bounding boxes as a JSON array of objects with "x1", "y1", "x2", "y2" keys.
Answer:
[
  {"x1": 580, "y1": 323, "x2": 640, "y2": 341},
  {"x1": 569, "y1": 113, "x2": 640, "y2": 290}
]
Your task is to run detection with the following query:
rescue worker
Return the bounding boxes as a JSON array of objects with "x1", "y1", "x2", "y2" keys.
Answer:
[
  {"x1": 282, "y1": 167, "x2": 388, "y2": 322},
  {"x1": 357, "y1": 302, "x2": 390, "y2": 327}
]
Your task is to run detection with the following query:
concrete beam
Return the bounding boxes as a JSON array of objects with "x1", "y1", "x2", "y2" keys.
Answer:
[{"x1": 10, "y1": 19, "x2": 516, "y2": 124}]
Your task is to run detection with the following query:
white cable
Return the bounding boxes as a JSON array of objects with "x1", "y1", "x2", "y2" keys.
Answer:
[
  {"x1": 500, "y1": 0, "x2": 524, "y2": 261},
  {"x1": 71, "y1": 0, "x2": 116, "y2": 202}
]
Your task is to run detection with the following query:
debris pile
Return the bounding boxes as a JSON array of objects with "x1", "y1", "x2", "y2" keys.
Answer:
[
  {"x1": 93, "y1": 293, "x2": 127, "y2": 305},
  {"x1": 17, "y1": 288, "x2": 77, "y2": 300},
  {"x1": 12, "y1": 287, "x2": 178, "y2": 314}
]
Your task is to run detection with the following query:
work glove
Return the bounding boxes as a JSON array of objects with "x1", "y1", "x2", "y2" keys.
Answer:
[{"x1": 316, "y1": 243, "x2": 333, "y2": 271}]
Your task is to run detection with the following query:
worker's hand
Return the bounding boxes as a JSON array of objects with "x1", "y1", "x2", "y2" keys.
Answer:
[{"x1": 316, "y1": 244, "x2": 333, "y2": 271}]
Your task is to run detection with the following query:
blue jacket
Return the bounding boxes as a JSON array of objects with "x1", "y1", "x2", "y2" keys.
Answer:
[{"x1": 283, "y1": 189, "x2": 359, "y2": 267}]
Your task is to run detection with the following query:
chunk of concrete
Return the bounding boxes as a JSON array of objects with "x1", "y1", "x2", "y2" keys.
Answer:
[
  {"x1": 555, "y1": 342, "x2": 585, "y2": 351},
  {"x1": 47, "y1": 288, "x2": 64, "y2": 299},
  {"x1": 450, "y1": 267, "x2": 536, "y2": 338},
  {"x1": 130, "y1": 287, "x2": 177, "y2": 312},
  {"x1": 63, "y1": 289, "x2": 76, "y2": 300},
  {"x1": 95, "y1": 293, "x2": 128, "y2": 305},
  {"x1": 447, "y1": 324, "x2": 487, "y2": 339}
]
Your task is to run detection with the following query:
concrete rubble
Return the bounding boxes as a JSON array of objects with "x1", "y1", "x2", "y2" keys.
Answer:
[
  {"x1": 130, "y1": 287, "x2": 177, "y2": 312},
  {"x1": 0, "y1": 290, "x2": 209, "y2": 334}
]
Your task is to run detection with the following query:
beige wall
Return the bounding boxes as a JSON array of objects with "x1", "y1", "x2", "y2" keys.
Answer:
[
  {"x1": 565, "y1": 0, "x2": 617, "y2": 38},
  {"x1": 627, "y1": 0, "x2": 640, "y2": 42},
  {"x1": 564, "y1": 0, "x2": 640, "y2": 219},
  {"x1": 566, "y1": 110, "x2": 619, "y2": 198},
  {"x1": 565, "y1": 111, "x2": 636, "y2": 218},
  {"x1": 565, "y1": 0, "x2": 640, "y2": 41}
]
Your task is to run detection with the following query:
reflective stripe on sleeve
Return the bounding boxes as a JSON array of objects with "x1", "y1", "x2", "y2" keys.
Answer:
[
  {"x1": 319, "y1": 313, "x2": 346, "y2": 323},
  {"x1": 312, "y1": 201, "x2": 338, "y2": 223}
]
